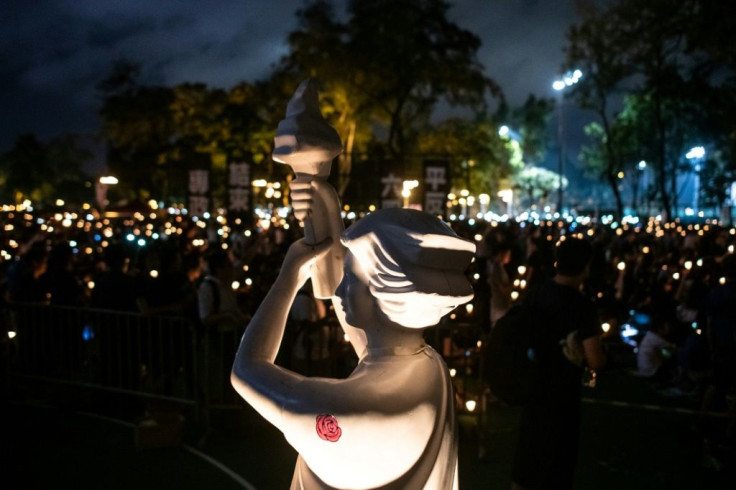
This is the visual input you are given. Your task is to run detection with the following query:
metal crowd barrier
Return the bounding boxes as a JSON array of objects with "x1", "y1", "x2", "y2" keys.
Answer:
[
  {"x1": 4, "y1": 302, "x2": 486, "y2": 443},
  {"x1": 4, "y1": 304, "x2": 358, "y2": 407},
  {"x1": 7, "y1": 303, "x2": 201, "y2": 406}
]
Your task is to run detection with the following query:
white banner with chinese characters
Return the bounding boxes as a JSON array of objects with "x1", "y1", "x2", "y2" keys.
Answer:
[
  {"x1": 379, "y1": 159, "x2": 403, "y2": 209},
  {"x1": 227, "y1": 160, "x2": 252, "y2": 222},
  {"x1": 188, "y1": 166, "x2": 210, "y2": 217},
  {"x1": 422, "y1": 159, "x2": 449, "y2": 216}
]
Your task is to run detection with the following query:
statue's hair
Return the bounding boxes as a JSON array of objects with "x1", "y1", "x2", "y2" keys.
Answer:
[{"x1": 341, "y1": 208, "x2": 475, "y2": 329}]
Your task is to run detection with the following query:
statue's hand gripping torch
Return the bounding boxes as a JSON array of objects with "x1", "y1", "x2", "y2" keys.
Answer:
[{"x1": 273, "y1": 80, "x2": 345, "y2": 299}]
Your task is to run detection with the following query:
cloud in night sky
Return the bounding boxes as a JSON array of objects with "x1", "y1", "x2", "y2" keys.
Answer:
[{"x1": 0, "y1": 0, "x2": 582, "y2": 154}]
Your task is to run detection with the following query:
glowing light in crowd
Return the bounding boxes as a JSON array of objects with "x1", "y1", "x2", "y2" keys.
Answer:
[
  {"x1": 684, "y1": 261, "x2": 692, "y2": 270},
  {"x1": 232, "y1": 281, "x2": 240, "y2": 290},
  {"x1": 7, "y1": 331, "x2": 16, "y2": 339},
  {"x1": 617, "y1": 261, "x2": 626, "y2": 271},
  {"x1": 99, "y1": 176, "x2": 118, "y2": 185},
  {"x1": 621, "y1": 324, "x2": 639, "y2": 338},
  {"x1": 449, "y1": 369, "x2": 457, "y2": 378},
  {"x1": 465, "y1": 400, "x2": 477, "y2": 412},
  {"x1": 601, "y1": 323, "x2": 611, "y2": 333}
]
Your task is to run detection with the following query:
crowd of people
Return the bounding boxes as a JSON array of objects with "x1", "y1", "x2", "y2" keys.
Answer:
[
  {"x1": 2, "y1": 207, "x2": 735, "y2": 386},
  {"x1": 1, "y1": 205, "x2": 735, "y2": 469}
]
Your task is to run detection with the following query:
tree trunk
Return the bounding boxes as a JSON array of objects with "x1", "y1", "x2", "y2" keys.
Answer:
[
  {"x1": 653, "y1": 94, "x2": 672, "y2": 219},
  {"x1": 607, "y1": 171, "x2": 624, "y2": 221},
  {"x1": 337, "y1": 120, "x2": 356, "y2": 197},
  {"x1": 599, "y1": 107, "x2": 623, "y2": 221}
]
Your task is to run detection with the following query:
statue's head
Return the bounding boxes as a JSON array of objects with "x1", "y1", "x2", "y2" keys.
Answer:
[{"x1": 339, "y1": 208, "x2": 475, "y2": 329}]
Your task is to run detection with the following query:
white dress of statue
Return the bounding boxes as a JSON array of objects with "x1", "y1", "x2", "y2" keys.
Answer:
[{"x1": 231, "y1": 80, "x2": 475, "y2": 490}]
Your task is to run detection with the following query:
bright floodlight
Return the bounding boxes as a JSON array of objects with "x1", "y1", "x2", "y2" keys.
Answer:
[
  {"x1": 498, "y1": 125, "x2": 509, "y2": 136},
  {"x1": 554, "y1": 69, "x2": 583, "y2": 91},
  {"x1": 686, "y1": 146, "x2": 706, "y2": 159},
  {"x1": 638, "y1": 160, "x2": 647, "y2": 170}
]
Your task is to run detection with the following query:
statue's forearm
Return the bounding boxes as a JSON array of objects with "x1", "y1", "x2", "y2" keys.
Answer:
[
  {"x1": 235, "y1": 269, "x2": 300, "y2": 364},
  {"x1": 230, "y1": 266, "x2": 305, "y2": 426}
]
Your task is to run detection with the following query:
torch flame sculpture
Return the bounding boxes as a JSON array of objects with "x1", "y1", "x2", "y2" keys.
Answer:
[{"x1": 273, "y1": 79, "x2": 345, "y2": 298}]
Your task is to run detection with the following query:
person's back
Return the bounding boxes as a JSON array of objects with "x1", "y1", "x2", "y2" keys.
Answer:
[
  {"x1": 41, "y1": 243, "x2": 83, "y2": 306},
  {"x1": 6, "y1": 242, "x2": 48, "y2": 304},
  {"x1": 705, "y1": 256, "x2": 736, "y2": 410},
  {"x1": 91, "y1": 269, "x2": 138, "y2": 311},
  {"x1": 512, "y1": 238, "x2": 605, "y2": 490},
  {"x1": 91, "y1": 245, "x2": 138, "y2": 312},
  {"x1": 708, "y1": 280, "x2": 736, "y2": 353},
  {"x1": 530, "y1": 279, "x2": 599, "y2": 398}
]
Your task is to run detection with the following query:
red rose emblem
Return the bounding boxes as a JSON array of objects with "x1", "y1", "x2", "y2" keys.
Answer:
[{"x1": 316, "y1": 414, "x2": 342, "y2": 442}]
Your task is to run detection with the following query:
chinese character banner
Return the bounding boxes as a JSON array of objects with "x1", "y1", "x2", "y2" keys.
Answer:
[{"x1": 422, "y1": 159, "x2": 450, "y2": 216}]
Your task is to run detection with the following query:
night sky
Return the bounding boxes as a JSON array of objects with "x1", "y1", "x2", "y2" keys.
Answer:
[{"x1": 0, "y1": 0, "x2": 581, "y2": 155}]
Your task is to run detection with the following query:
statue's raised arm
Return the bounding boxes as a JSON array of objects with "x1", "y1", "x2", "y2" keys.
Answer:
[{"x1": 231, "y1": 80, "x2": 475, "y2": 490}]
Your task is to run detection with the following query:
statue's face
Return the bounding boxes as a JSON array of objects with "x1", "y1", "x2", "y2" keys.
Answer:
[{"x1": 333, "y1": 251, "x2": 370, "y2": 357}]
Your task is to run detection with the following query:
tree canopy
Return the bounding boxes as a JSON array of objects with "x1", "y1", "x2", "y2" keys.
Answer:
[{"x1": 565, "y1": 0, "x2": 736, "y2": 219}]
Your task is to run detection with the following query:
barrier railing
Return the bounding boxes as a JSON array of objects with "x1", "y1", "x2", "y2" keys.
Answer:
[
  {"x1": 8, "y1": 303, "x2": 200, "y2": 405},
  {"x1": 5, "y1": 302, "x2": 486, "y2": 435}
]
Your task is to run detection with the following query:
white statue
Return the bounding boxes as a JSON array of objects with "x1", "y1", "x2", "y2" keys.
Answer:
[{"x1": 231, "y1": 81, "x2": 475, "y2": 489}]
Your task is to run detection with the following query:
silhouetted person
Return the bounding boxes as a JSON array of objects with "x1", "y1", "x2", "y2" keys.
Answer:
[
  {"x1": 512, "y1": 238, "x2": 606, "y2": 490},
  {"x1": 91, "y1": 244, "x2": 137, "y2": 311},
  {"x1": 700, "y1": 255, "x2": 736, "y2": 437},
  {"x1": 40, "y1": 243, "x2": 84, "y2": 306},
  {"x1": 6, "y1": 241, "x2": 48, "y2": 304},
  {"x1": 488, "y1": 242, "x2": 513, "y2": 327}
]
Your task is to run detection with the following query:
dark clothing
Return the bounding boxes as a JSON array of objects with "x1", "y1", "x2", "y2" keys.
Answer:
[
  {"x1": 141, "y1": 272, "x2": 192, "y2": 312},
  {"x1": 512, "y1": 279, "x2": 600, "y2": 489},
  {"x1": 707, "y1": 281, "x2": 736, "y2": 393},
  {"x1": 40, "y1": 270, "x2": 83, "y2": 306},
  {"x1": 91, "y1": 270, "x2": 138, "y2": 311},
  {"x1": 5, "y1": 260, "x2": 47, "y2": 303}
]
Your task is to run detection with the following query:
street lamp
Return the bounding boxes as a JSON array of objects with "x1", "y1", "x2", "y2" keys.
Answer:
[
  {"x1": 552, "y1": 69, "x2": 583, "y2": 214},
  {"x1": 686, "y1": 146, "x2": 706, "y2": 214},
  {"x1": 637, "y1": 160, "x2": 647, "y2": 215},
  {"x1": 498, "y1": 125, "x2": 522, "y2": 142},
  {"x1": 96, "y1": 175, "x2": 118, "y2": 210}
]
